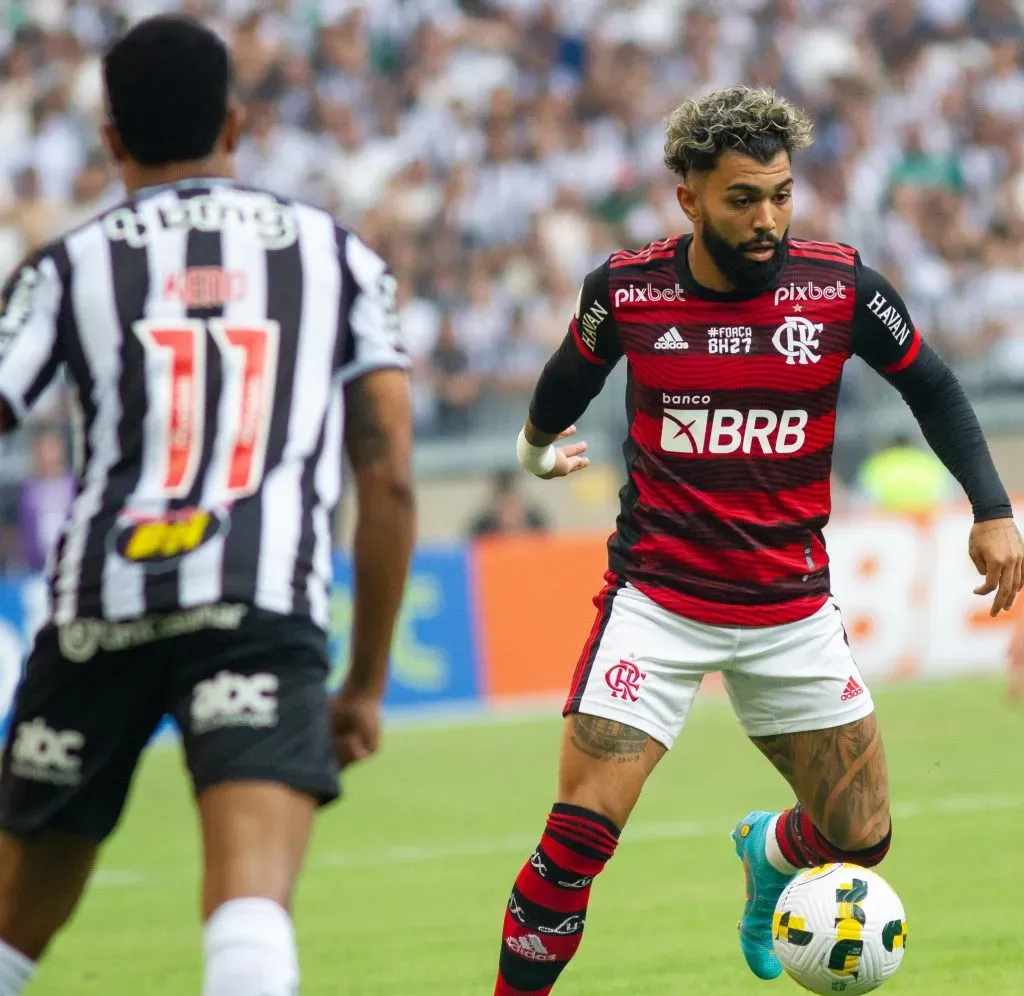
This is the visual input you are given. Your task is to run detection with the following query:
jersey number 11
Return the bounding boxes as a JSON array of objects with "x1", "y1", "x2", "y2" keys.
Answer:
[{"x1": 133, "y1": 319, "x2": 280, "y2": 502}]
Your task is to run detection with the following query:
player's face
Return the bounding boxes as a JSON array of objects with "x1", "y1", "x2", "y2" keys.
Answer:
[{"x1": 679, "y1": 150, "x2": 794, "y2": 294}]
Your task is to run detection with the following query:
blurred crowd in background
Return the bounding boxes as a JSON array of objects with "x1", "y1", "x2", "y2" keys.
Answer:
[{"x1": 0, "y1": 0, "x2": 1022, "y2": 560}]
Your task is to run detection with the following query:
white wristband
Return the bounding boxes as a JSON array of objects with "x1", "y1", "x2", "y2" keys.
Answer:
[{"x1": 516, "y1": 428, "x2": 557, "y2": 476}]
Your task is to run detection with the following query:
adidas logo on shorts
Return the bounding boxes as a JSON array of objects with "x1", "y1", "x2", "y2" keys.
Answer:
[
  {"x1": 841, "y1": 676, "x2": 865, "y2": 702},
  {"x1": 654, "y1": 327, "x2": 688, "y2": 350}
]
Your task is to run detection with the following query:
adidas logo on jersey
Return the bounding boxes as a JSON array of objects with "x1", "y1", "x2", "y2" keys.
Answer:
[
  {"x1": 841, "y1": 676, "x2": 865, "y2": 702},
  {"x1": 654, "y1": 327, "x2": 688, "y2": 351}
]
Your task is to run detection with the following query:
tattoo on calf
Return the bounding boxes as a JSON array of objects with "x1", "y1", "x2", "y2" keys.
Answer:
[
  {"x1": 809, "y1": 719, "x2": 890, "y2": 849},
  {"x1": 751, "y1": 733, "x2": 796, "y2": 784},
  {"x1": 570, "y1": 715, "x2": 650, "y2": 763},
  {"x1": 753, "y1": 715, "x2": 890, "y2": 851}
]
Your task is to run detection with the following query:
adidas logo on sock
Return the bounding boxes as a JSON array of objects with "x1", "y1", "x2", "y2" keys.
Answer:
[
  {"x1": 506, "y1": 934, "x2": 557, "y2": 962},
  {"x1": 654, "y1": 327, "x2": 688, "y2": 350},
  {"x1": 841, "y1": 676, "x2": 865, "y2": 702}
]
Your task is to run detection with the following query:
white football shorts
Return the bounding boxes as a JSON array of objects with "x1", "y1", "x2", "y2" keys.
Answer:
[{"x1": 564, "y1": 582, "x2": 874, "y2": 747}]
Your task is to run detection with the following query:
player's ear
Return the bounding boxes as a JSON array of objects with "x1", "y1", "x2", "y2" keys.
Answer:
[
  {"x1": 222, "y1": 100, "x2": 245, "y2": 155},
  {"x1": 101, "y1": 122, "x2": 128, "y2": 165},
  {"x1": 676, "y1": 181, "x2": 700, "y2": 226}
]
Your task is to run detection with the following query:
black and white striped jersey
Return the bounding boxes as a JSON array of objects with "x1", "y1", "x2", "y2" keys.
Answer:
[{"x1": 0, "y1": 178, "x2": 408, "y2": 631}]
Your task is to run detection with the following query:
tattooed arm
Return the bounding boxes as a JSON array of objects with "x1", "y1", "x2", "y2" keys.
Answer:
[
  {"x1": 752, "y1": 714, "x2": 890, "y2": 850},
  {"x1": 342, "y1": 368, "x2": 416, "y2": 697}
]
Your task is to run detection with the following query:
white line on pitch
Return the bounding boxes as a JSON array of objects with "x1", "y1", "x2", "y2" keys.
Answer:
[
  {"x1": 89, "y1": 791, "x2": 1023, "y2": 889},
  {"x1": 315, "y1": 791, "x2": 1023, "y2": 869}
]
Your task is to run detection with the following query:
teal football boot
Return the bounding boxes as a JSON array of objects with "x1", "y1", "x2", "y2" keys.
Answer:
[{"x1": 731, "y1": 810, "x2": 795, "y2": 980}]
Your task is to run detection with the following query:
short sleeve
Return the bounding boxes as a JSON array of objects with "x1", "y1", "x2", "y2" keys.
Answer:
[
  {"x1": 0, "y1": 250, "x2": 66, "y2": 423},
  {"x1": 335, "y1": 231, "x2": 410, "y2": 384}
]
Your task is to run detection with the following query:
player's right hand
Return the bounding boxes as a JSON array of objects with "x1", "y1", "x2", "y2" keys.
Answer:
[
  {"x1": 538, "y1": 425, "x2": 590, "y2": 480},
  {"x1": 330, "y1": 686, "x2": 383, "y2": 768},
  {"x1": 969, "y1": 517, "x2": 1024, "y2": 617}
]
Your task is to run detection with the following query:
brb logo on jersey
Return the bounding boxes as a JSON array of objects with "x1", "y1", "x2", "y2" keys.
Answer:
[
  {"x1": 772, "y1": 316, "x2": 823, "y2": 365},
  {"x1": 661, "y1": 409, "x2": 808, "y2": 455},
  {"x1": 110, "y1": 508, "x2": 227, "y2": 571},
  {"x1": 613, "y1": 283, "x2": 686, "y2": 307}
]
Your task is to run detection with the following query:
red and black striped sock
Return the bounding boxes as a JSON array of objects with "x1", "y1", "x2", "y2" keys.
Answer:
[
  {"x1": 775, "y1": 804, "x2": 892, "y2": 869},
  {"x1": 494, "y1": 803, "x2": 619, "y2": 995}
]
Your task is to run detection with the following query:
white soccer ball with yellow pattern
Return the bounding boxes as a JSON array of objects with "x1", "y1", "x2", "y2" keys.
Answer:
[{"x1": 772, "y1": 863, "x2": 907, "y2": 994}]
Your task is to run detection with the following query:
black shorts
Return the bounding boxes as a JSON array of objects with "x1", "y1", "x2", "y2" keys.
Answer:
[{"x1": 0, "y1": 605, "x2": 340, "y2": 841}]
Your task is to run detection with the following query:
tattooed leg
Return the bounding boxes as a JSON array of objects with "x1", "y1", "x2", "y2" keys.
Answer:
[
  {"x1": 493, "y1": 715, "x2": 662, "y2": 993},
  {"x1": 557, "y1": 714, "x2": 666, "y2": 829},
  {"x1": 753, "y1": 713, "x2": 891, "y2": 858}
]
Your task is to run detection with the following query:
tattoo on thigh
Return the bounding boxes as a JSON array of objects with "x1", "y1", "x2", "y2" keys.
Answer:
[{"x1": 570, "y1": 715, "x2": 650, "y2": 763}]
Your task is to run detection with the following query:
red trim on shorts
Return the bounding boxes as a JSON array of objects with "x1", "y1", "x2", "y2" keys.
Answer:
[{"x1": 563, "y1": 581, "x2": 620, "y2": 714}]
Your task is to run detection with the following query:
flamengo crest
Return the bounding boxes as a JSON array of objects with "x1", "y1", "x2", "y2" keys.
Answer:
[{"x1": 772, "y1": 315, "x2": 823, "y2": 365}]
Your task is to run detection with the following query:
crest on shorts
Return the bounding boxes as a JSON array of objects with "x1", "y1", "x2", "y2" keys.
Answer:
[{"x1": 605, "y1": 659, "x2": 647, "y2": 701}]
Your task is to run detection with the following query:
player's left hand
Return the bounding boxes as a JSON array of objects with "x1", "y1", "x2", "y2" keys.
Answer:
[
  {"x1": 537, "y1": 425, "x2": 590, "y2": 480},
  {"x1": 969, "y1": 517, "x2": 1024, "y2": 617}
]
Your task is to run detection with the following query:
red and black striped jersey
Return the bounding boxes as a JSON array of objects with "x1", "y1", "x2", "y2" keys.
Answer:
[{"x1": 546, "y1": 234, "x2": 932, "y2": 626}]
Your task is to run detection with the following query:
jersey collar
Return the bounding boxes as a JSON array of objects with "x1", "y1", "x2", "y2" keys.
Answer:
[{"x1": 132, "y1": 176, "x2": 236, "y2": 200}]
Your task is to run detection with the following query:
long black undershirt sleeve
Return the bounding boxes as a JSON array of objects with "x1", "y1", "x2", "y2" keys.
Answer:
[
  {"x1": 528, "y1": 334, "x2": 613, "y2": 433},
  {"x1": 883, "y1": 343, "x2": 1010, "y2": 521},
  {"x1": 851, "y1": 259, "x2": 1011, "y2": 522},
  {"x1": 528, "y1": 261, "x2": 622, "y2": 434}
]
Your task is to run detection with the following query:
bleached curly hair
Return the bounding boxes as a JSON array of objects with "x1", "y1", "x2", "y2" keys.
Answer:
[{"x1": 664, "y1": 85, "x2": 814, "y2": 177}]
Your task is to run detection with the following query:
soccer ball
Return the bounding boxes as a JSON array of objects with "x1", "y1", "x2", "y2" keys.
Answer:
[{"x1": 772, "y1": 863, "x2": 907, "y2": 994}]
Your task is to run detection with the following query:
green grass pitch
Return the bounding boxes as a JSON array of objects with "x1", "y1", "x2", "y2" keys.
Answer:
[{"x1": 30, "y1": 677, "x2": 1024, "y2": 994}]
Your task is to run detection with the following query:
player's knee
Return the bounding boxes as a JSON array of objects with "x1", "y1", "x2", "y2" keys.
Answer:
[{"x1": 558, "y1": 749, "x2": 633, "y2": 828}]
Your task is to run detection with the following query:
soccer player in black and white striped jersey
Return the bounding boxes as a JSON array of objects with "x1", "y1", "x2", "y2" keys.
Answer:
[{"x1": 0, "y1": 16, "x2": 415, "y2": 996}]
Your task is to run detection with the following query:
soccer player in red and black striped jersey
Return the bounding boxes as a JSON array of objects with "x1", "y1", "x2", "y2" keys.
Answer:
[{"x1": 495, "y1": 85, "x2": 1024, "y2": 993}]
